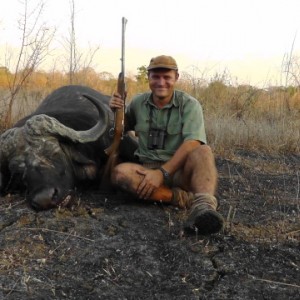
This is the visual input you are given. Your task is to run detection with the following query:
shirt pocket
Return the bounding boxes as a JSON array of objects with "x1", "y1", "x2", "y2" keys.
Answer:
[{"x1": 167, "y1": 123, "x2": 182, "y2": 135}]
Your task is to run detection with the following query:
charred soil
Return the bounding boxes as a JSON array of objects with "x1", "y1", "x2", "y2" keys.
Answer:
[{"x1": 1, "y1": 151, "x2": 299, "y2": 299}]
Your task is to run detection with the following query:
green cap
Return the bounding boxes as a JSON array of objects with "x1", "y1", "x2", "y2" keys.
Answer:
[{"x1": 147, "y1": 55, "x2": 178, "y2": 71}]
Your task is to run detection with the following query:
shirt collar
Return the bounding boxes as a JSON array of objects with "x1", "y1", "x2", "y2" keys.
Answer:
[{"x1": 145, "y1": 90, "x2": 179, "y2": 108}]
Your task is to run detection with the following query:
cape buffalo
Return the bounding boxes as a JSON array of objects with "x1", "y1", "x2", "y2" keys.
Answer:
[{"x1": 0, "y1": 85, "x2": 137, "y2": 210}]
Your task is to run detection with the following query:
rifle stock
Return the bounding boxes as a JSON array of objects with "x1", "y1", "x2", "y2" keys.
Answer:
[{"x1": 104, "y1": 72, "x2": 125, "y2": 157}]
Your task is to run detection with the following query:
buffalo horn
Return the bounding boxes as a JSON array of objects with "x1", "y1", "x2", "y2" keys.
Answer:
[{"x1": 24, "y1": 94, "x2": 108, "y2": 143}]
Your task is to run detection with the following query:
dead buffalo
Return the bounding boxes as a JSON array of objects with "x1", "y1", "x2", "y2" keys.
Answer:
[{"x1": 0, "y1": 85, "x2": 137, "y2": 210}]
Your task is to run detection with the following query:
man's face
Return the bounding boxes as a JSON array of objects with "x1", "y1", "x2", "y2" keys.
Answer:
[{"x1": 148, "y1": 69, "x2": 179, "y2": 100}]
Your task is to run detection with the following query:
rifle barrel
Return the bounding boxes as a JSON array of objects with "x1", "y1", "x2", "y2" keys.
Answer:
[{"x1": 121, "y1": 17, "x2": 127, "y2": 74}]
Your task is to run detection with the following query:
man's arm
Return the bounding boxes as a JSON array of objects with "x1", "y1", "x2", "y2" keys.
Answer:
[{"x1": 160, "y1": 139, "x2": 201, "y2": 175}]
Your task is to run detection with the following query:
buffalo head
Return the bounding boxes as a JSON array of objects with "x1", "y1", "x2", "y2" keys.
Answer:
[{"x1": 0, "y1": 93, "x2": 109, "y2": 210}]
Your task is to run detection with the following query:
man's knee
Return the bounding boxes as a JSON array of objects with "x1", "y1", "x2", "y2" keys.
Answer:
[
  {"x1": 110, "y1": 164, "x2": 126, "y2": 185},
  {"x1": 110, "y1": 163, "x2": 140, "y2": 186},
  {"x1": 188, "y1": 144, "x2": 214, "y2": 162}
]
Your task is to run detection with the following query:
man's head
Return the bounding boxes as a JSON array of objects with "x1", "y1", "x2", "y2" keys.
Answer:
[{"x1": 147, "y1": 55, "x2": 179, "y2": 102}]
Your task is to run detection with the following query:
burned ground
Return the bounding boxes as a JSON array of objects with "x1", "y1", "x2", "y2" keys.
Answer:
[{"x1": 0, "y1": 151, "x2": 299, "y2": 299}]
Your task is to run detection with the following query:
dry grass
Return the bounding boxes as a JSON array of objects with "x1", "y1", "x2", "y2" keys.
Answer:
[
  {"x1": 0, "y1": 74, "x2": 299, "y2": 156},
  {"x1": 206, "y1": 113, "x2": 300, "y2": 155},
  {"x1": 194, "y1": 83, "x2": 300, "y2": 155}
]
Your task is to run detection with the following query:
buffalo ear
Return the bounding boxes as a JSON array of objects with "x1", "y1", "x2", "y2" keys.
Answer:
[
  {"x1": 62, "y1": 145, "x2": 97, "y2": 180},
  {"x1": 78, "y1": 163, "x2": 97, "y2": 180}
]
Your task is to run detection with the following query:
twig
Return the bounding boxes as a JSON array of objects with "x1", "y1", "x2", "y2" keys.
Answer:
[
  {"x1": 20, "y1": 227, "x2": 95, "y2": 242},
  {"x1": 3, "y1": 278, "x2": 21, "y2": 298},
  {"x1": 284, "y1": 229, "x2": 300, "y2": 236},
  {"x1": 250, "y1": 276, "x2": 300, "y2": 289},
  {"x1": 0, "y1": 200, "x2": 26, "y2": 211}
]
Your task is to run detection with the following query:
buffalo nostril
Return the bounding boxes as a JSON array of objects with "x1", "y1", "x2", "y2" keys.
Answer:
[{"x1": 30, "y1": 188, "x2": 56, "y2": 210}]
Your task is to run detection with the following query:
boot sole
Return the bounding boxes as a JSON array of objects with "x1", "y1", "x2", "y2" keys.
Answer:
[{"x1": 184, "y1": 210, "x2": 224, "y2": 235}]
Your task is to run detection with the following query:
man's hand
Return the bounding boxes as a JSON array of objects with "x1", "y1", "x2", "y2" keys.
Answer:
[
  {"x1": 109, "y1": 92, "x2": 126, "y2": 110},
  {"x1": 136, "y1": 169, "x2": 164, "y2": 199}
]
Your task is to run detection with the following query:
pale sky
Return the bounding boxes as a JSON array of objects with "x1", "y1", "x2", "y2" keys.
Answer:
[{"x1": 1, "y1": 0, "x2": 300, "y2": 87}]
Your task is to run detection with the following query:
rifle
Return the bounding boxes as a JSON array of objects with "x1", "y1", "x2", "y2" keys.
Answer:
[{"x1": 103, "y1": 17, "x2": 127, "y2": 176}]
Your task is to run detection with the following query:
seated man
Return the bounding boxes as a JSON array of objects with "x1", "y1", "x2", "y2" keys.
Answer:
[{"x1": 109, "y1": 55, "x2": 224, "y2": 235}]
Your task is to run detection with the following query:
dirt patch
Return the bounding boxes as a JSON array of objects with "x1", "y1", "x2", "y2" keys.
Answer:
[{"x1": 1, "y1": 152, "x2": 299, "y2": 299}]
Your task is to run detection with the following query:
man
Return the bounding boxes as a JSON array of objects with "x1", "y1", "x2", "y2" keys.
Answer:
[{"x1": 109, "y1": 55, "x2": 224, "y2": 235}]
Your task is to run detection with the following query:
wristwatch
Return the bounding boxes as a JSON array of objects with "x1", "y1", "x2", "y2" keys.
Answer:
[{"x1": 158, "y1": 166, "x2": 171, "y2": 182}]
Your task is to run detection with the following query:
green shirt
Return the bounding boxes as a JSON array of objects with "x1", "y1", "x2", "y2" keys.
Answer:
[{"x1": 126, "y1": 90, "x2": 207, "y2": 163}]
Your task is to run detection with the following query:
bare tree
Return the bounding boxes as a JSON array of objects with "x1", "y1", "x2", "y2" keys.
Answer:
[
  {"x1": 3, "y1": 0, "x2": 55, "y2": 127},
  {"x1": 69, "y1": 0, "x2": 76, "y2": 84},
  {"x1": 65, "y1": 0, "x2": 100, "y2": 85}
]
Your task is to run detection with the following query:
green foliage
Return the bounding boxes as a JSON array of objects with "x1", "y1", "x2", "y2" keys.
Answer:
[{"x1": 135, "y1": 65, "x2": 148, "y2": 85}]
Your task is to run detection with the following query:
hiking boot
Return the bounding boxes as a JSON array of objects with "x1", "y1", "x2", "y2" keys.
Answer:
[
  {"x1": 171, "y1": 188, "x2": 194, "y2": 209},
  {"x1": 184, "y1": 193, "x2": 224, "y2": 235}
]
